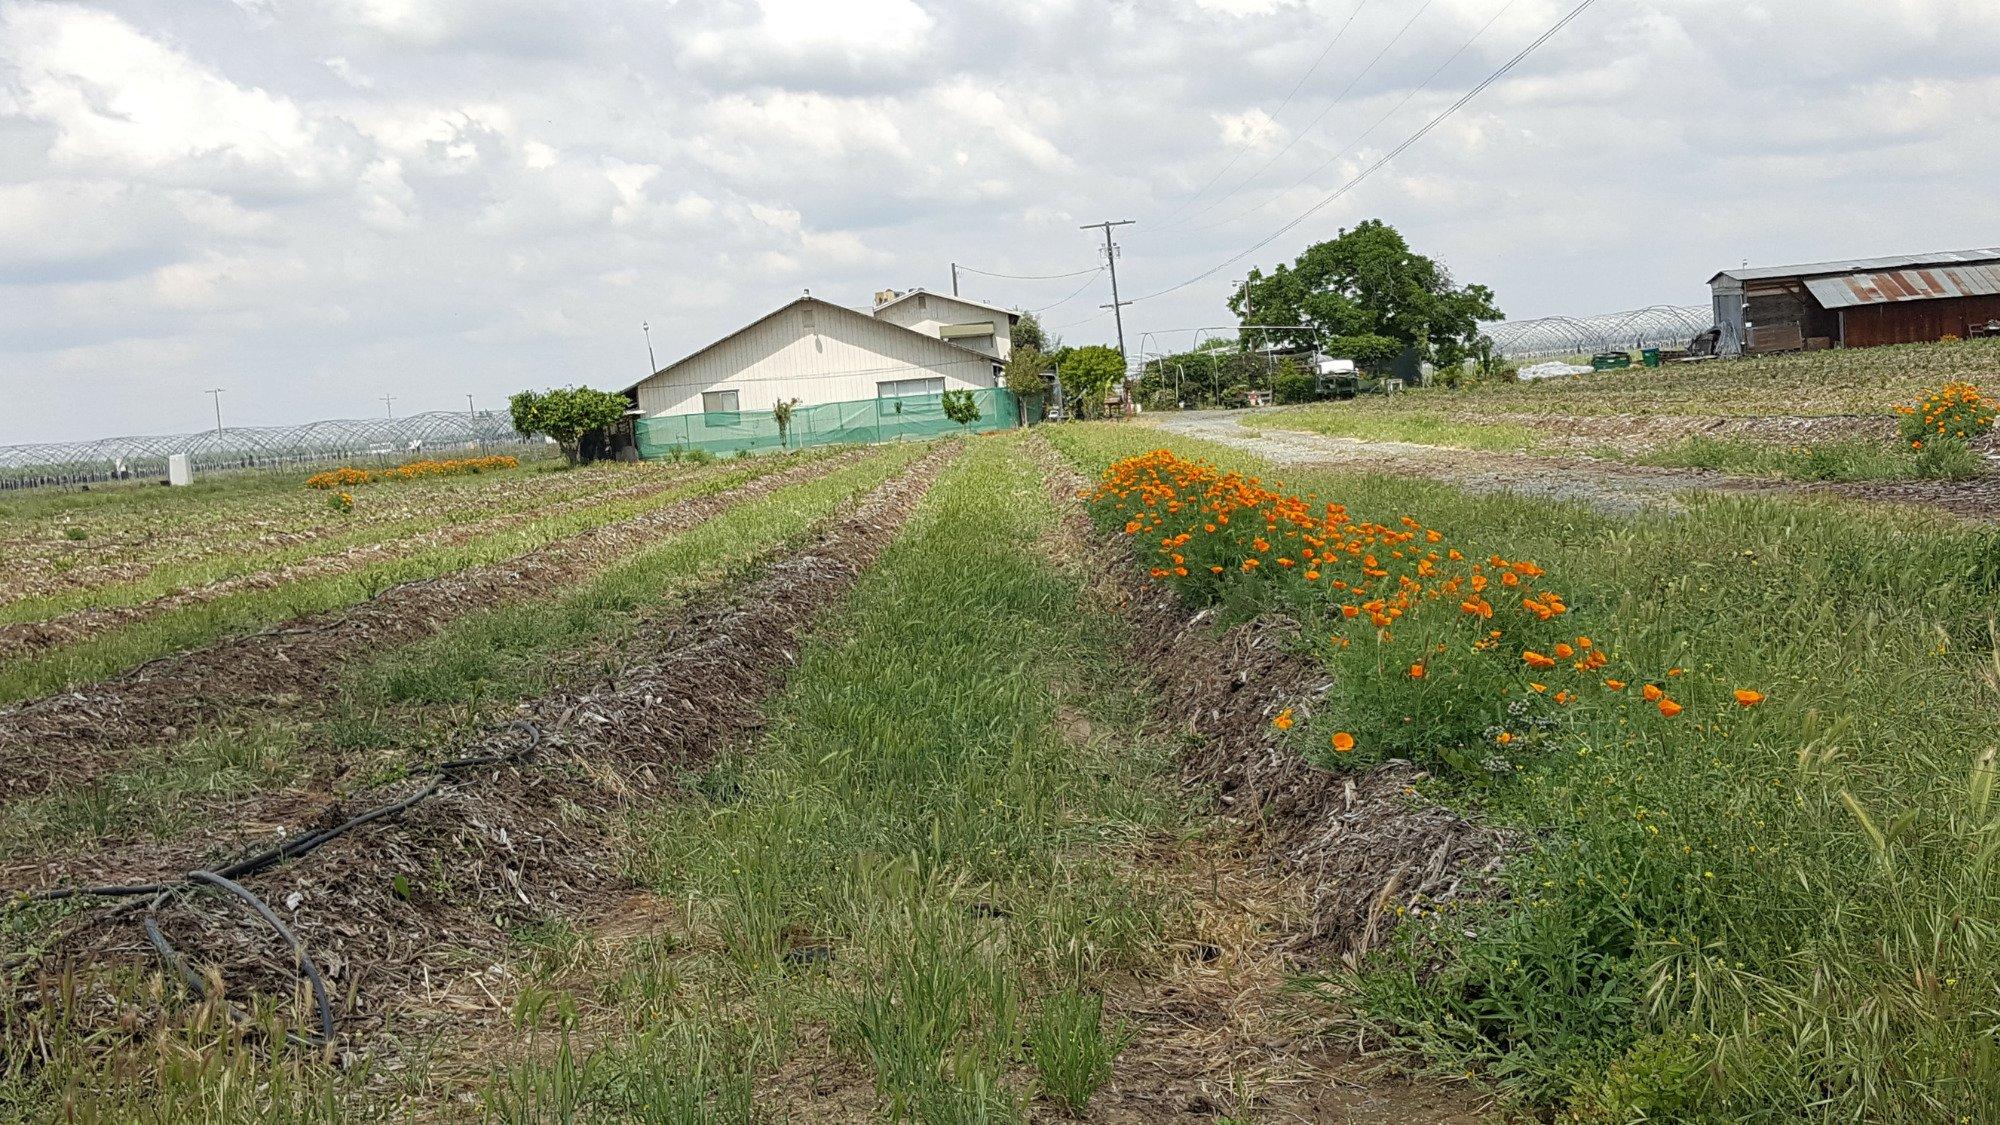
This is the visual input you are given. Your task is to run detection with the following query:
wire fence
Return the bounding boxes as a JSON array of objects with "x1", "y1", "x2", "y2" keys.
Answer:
[{"x1": 0, "y1": 411, "x2": 551, "y2": 492}]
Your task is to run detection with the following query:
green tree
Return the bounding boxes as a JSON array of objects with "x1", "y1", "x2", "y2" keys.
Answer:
[
  {"x1": 1230, "y1": 219, "x2": 1501, "y2": 369},
  {"x1": 1059, "y1": 345, "x2": 1125, "y2": 419},
  {"x1": 1011, "y1": 311, "x2": 1052, "y2": 354},
  {"x1": 1004, "y1": 346, "x2": 1053, "y2": 424},
  {"x1": 771, "y1": 396, "x2": 801, "y2": 448},
  {"x1": 941, "y1": 389, "x2": 982, "y2": 430},
  {"x1": 508, "y1": 386, "x2": 629, "y2": 465}
]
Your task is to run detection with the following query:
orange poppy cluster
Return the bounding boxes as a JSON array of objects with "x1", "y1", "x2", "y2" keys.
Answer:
[
  {"x1": 1092, "y1": 450, "x2": 1766, "y2": 757},
  {"x1": 306, "y1": 455, "x2": 518, "y2": 490},
  {"x1": 1896, "y1": 381, "x2": 1994, "y2": 449}
]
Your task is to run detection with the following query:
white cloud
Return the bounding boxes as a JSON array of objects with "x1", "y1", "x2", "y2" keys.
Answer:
[
  {"x1": 0, "y1": 4, "x2": 326, "y2": 176},
  {"x1": 3, "y1": 0, "x2": 1999, "y2": 442}
]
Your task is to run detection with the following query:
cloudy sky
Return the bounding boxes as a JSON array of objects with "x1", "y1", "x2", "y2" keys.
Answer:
[{"x1": 2, "y1": 0, "x2": 1996, "y2": 443}]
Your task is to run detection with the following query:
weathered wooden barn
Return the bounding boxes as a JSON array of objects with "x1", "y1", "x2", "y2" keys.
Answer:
[{"x1": 1709, "y1": 248, "x2": 2000, "y2": 356}]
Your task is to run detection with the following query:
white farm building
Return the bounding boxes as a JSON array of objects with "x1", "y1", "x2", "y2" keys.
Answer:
[{"x1": 619, "y1": 289, "x2": 1023, "y2": 457}]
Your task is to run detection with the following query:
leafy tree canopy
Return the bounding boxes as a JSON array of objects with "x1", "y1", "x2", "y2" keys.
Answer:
[
  {"x1": 1229, "y1": 219, "x2": 1500, "y2": 367},
  {"x1": 1059, "y1": 344, "x2": 1126, "y2": 418},
  {"x1": 1011, "y1": 311, "x2": 1052, "y2": 354},
  {"x1": 941, "y1": 389, "x2": 981, "y2": 428},
  {"x1": 509, "y1": 386, "x2": 628, "y2": 464}
]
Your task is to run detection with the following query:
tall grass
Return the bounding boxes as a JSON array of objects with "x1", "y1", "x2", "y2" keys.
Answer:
[
  {"x1": 1049, "y1": 422, "x2": 2000, "y2": 1120},
  {"x1": 1637, "y1": 433, "x2": 1984, "y2": 481},
  {"x1": 617, "y1": 435, "x2": 1169, "y2": 1116}
]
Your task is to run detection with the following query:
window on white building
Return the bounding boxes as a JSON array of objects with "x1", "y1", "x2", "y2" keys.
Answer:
[
  {"x1": 701, "y1": 389, "x2": 741, "y2": 424},
  {"x1": 876, "y1": 377, "x2": 944, "y2": 415}
]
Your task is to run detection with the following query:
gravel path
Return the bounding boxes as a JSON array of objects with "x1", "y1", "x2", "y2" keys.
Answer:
[{"x1": 1151, "y1": 411, "x2": 2000, "y2": 521}]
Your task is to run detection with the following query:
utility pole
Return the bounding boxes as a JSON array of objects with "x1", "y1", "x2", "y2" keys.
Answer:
[
  {"x1": 1081, "y1": 220, "x2": 1135, "y2": 413},
  {"x1": 382, "y1": 395, "x2": 397, "y2": 419},
  {"x1": 466, "y1": 394, "x2": 476, "y2": 419},
  {"x1": 205, "y1": 389, "x2": 225, "y2": 435},
  {"x1": 1080, "y1": 220, "x2": 1134, "y2": 363},
  {"x1": 642, "y1": 321, "x2": 657, "y2": 374},
  {"x1": 950, "y1": 263, "x2": 959, "y2": 297}
]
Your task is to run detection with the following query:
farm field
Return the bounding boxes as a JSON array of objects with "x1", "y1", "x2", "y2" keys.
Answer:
[
  {"x1": 3, "y1": 425, "x2": 1997, "y2": 1121},
  {"x1": 1255, "y1": 338, "x2": 2000, "y2": 475}
]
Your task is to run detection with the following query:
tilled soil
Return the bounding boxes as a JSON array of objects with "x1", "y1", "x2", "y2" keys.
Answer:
[
  {"x1": 0, "y1": 448, "x2": 875, "y2": 806},
  {"x1": 1029, "y1": 438, "x2": 1503, "y2": 1121},
  {"x1": 0, "y1": 460, "x2": 740, "y2": 662},
  {"x1": 6, "y1": 446, "x2": 956, "y2": 1048},
  {"x1": 1160, "y1": 412, "x2": 2000, "y2": 521}
]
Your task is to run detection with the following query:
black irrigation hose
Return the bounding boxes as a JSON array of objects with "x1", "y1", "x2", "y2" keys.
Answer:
[{"x1": 12, "y1": 719, "x2": 543, "y2": 1045}]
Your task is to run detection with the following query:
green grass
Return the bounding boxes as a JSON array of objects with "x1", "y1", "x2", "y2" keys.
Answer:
[
  {"x1": 351, "y1": 444, "x2": 927, "y2": 706},
  {"x1": 484, "y1": 434, "x2": 1175, "y2": 1119},
  {"x1": 0, "y1": 461, "x2": 704, "y2": 627},
  {"x1": 1048, "y1": 422, "x2": 2000, "y2": 1120},
  {"x1": 1635, "y1": 433, "x2": 1985, "y2": 482},
  {"x1": 1251, "y1": 406, "x2": 1542, "y2": 452},
  {"x1": 0, "y1": 453, "x2": 837, "y2": 704},
  {"x1": 0, "y1": 448, "x2": 922, "y2": 860}
]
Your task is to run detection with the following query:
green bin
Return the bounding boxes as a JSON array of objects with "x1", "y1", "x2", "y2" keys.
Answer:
[{"x1": 1641, "y1": 348, "x2": 1662, "y2": 368}]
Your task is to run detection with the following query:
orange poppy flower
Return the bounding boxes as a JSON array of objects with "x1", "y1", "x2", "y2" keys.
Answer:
[
  {"x1": 1408, "y1": 663, "x2": 1426, "y2": 680},
  {"x1": 1605, "y1": 679, "x2": 1626, "y2": 691},
  {"x1": 1657, "y1": 699, "x2": 1683, "y2": 718},
  {"x1": 1273, "y1": 708, "x2": 1295, "y2": 731},
  {"x1": 1641, "y1": 683, "x2": 1664, "y2": 702},
  {"x1": 1331, "y1": 732, "x2": 1356, "y2": 752},
  {"x1": 1522, "y1": 651, "x2": 1556, "y2": 669},
  {"x1": 1733, "y1": 689, "x2": 1766, "y2": 707}
]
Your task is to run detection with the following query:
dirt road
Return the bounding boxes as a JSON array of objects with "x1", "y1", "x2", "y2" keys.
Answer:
[{"x1": 1150, "y1": 411, "x2": 2000, "y2": 521}]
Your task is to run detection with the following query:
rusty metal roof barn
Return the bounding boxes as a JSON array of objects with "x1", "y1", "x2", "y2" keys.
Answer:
[{"x1": 1707, "y1": 247, "x2": 2000, "y2": 356}]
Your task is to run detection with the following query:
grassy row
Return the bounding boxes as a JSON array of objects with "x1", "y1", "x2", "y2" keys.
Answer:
[
  {"x1": 0, "y1": 461, "x2": 713, "y2": 625},
  {"x1": 0, "y1": 447, "x2": 923, "y2": 863},
  {"x1": 0, "y1": 452, "x2": 844, "y2": 704},
  {"x1": 1634, "y1": 433, "x2": 1984, "y2": 482},
  {"x1": 476, "y1": 434, "x2": 1178, "y2": 1120},
  {"x1": 1047, "y1": 422, "x2": 2000, "y2": 1120},
  {"x1": 1249, "y1": 407, "x2": 1986, "y2": 483}
]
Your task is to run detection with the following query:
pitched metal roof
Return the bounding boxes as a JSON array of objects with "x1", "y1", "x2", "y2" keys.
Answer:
[
  {"x1": 1710, "y1": 247, "x2": 2000, "y2": 285},
  {"x1": 619, "y1": 296, "x2": 998, "y2": 396},
  {"x1": 872, "y1": 288, "x2": 1021, "y2": 321},
  {"x1": 1805, "y1": 264, "x2": 2000, "y2": 309}
]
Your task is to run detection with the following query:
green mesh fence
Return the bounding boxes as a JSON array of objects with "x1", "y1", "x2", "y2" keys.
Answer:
[{"x1": 635, "y1": 387, "x2": 1027, "y2": 458}]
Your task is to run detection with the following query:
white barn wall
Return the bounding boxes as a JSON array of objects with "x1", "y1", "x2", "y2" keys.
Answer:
[
  {"x1": 872, "y1": 292, "x2": 1014, "y2": 361},
  {"x1": 634, "y1": 300, "x2": 1000, "y2": 418}
]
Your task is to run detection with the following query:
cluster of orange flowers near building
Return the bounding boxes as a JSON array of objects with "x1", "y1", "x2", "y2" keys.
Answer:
[
  {"x1": 1088, "y1": 450, "x2": 1764, "y2": 760},
  {"x1": 306, "y1": 455, "x2": 518, "y2": 490},
  {"x1": 1896, "y1": 381, "x2": 1995, "y2": 450}
]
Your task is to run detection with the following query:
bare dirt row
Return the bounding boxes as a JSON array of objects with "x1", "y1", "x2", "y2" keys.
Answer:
[
  {"x1": 0, "y1": 458, "x2": 752, "y2": 662},
  {"x1": 5, "y1": 445, "x2": 957, "y2": 1052},
  {"x1": 1028, "y1": 436, "x2": 1500, "y2": 1122},
  {"x1": 0, "y1": 448, "x2": 876, "y2": 805}
]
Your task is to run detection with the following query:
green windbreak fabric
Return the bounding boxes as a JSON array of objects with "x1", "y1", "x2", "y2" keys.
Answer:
[{"x1": 635, "y1": 387, "x2": 1026, "y2": 457}]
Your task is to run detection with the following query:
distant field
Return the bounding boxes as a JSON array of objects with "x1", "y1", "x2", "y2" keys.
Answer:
[{"x1": 1251, "y1": 339, "x2": 2000, "y2": 480}]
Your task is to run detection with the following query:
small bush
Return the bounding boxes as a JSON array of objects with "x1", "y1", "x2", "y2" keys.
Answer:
[{"x1": 62, "y1": 527, "x2": 87, "y2": 541}]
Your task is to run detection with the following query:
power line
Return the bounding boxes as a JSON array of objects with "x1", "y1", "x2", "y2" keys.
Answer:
[
  {"x1": 955, "y1": 263, "x2": 1103, "y2": 281},
  {"x1": 1031, "y1": 269, "x2": 1107, "y2": 314},
  {"x1": 1158, "y1": 0, "x2": 1438, "y2": 233},
  {"x1": 1128, "y1": 0, "x2": 1604, "y2": 305},
  {"x1": 1188, "y1": 0, "x2": 1523, "y2": 234},
  {"x1": 1150, "y1": 0, "x2": 1372, "y2": 227}
]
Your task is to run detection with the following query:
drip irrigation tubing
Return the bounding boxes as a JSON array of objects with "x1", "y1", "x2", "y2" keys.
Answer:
[{"x1": 11, "y1": 720, "x2": 543, "y2": 1043}]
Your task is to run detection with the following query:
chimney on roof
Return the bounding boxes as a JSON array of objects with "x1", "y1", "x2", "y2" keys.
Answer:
[{"x1": 874, "y1": 288, "x2": 901, "y2": 306}]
